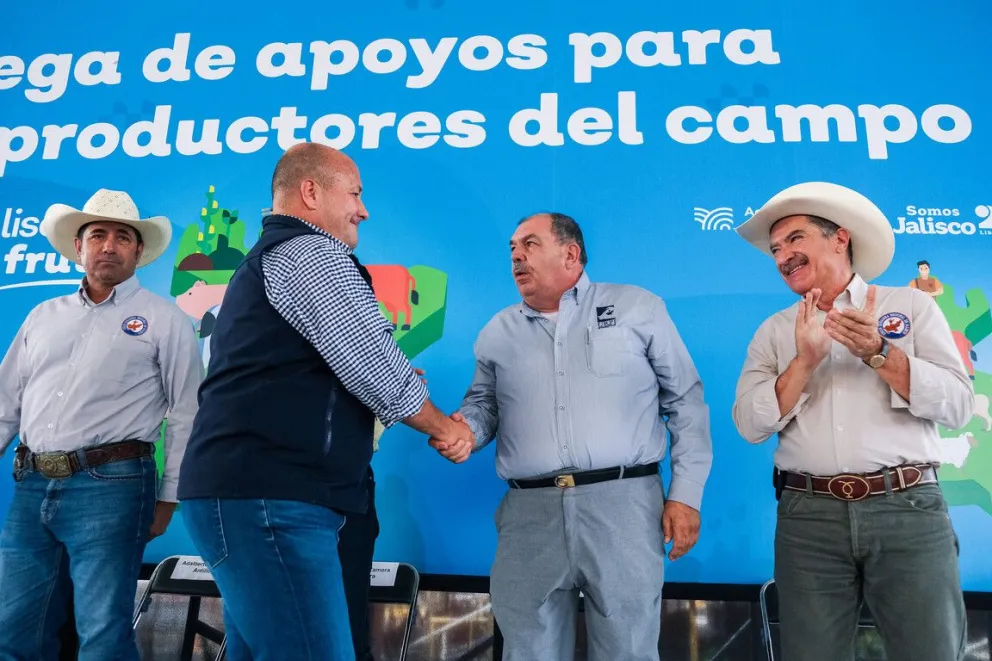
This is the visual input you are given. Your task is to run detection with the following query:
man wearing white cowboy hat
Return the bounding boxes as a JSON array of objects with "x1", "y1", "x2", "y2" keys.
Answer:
[
  {"x1": 0, "y1": 189, "x2": 203, "y2": 660},
  {"x1": 731, "y1": 181, "x2": 974, "y2": 661}
]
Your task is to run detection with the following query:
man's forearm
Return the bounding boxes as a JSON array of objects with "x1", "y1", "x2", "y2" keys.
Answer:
[
  {"x1": 774, "y1": 358, "x2": 814, "y2": 417},
  {"x1": 874, "y1": 345, "x2": 911, "y2": 402},
  {"x1": 404, "y1": 399, "x2": 457, "y2": 439}
]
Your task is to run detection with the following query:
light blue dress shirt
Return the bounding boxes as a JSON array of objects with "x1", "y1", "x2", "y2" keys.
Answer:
[{"x1": 458, "y1": 271, "x2": 713, "y2": 509}]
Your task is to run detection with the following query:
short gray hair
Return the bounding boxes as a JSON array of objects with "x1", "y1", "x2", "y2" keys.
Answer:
[
  {"x1": 518, "y1": 212, "x2": 588, "y2": 265},
  {"x1": 271, "y1": 143, "x2": 338, "y2": 199}
]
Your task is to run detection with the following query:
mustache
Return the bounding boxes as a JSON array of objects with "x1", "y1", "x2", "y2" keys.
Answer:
[
  {"x1": 780, "y1": 255, "x2": 808, "y2": 275},
  {"x1": 512, "y1": 262, "x2": 529, "y2": 274}
]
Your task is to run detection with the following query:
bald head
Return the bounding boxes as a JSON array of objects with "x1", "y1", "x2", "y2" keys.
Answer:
[
  {"x1": 271, "y1": 143, "x2": 354, "y2": 201},
  {"x1": 269, "y1": 142, "x2": 369, "y2": 247}
]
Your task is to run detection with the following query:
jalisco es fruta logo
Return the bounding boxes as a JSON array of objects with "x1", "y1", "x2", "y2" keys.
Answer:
[{"x1": 1, "y1": 205, "x2": 84, "y2": 290}]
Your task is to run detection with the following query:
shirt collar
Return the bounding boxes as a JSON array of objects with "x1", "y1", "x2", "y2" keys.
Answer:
[
  {"x1": 520, "y1": 270, "x2": 591, "y2": 318},
  {"x1": 842, "y1": 273, "x2": 869, "y2": 310},
  {"x1": 77, "y1": 274, "x2": 140, "y2": 307},
  {"x1": 276, "y1": 213, "x2": 353, "y2": 255}
]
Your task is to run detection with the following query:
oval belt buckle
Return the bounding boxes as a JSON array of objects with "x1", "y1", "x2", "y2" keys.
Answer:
[
  {"x1": 555, "y1": 475, "x2": 576, "y2": 489},
  {"x1": 826, "y1": 474, "x2": 871, "y2": 501}
]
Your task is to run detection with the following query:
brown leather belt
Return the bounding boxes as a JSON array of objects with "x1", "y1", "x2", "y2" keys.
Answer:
[
  {"x1": 14, "y1": 440, "x2": 153, "y2": 480},
  {"x1": 779, "y1": 463, "x2": 938, "y2": 502}
]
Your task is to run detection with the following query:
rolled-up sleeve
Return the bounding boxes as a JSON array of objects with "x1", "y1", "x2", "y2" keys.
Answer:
[
  {"x1": 891, "y1": 289, "x2": 974, "y2": 429},
  {"x1": 648, "y1": 297, "x2": 712, "y2": 510},
  {"x1": 732, "y1": 318, "x2": 809, "y2": 444},
  {"x1": 263, "y1": 237, "x2": 428, "y2": 428},
  {"x1": 158, "y1": 309, "x2": 205, "y2": 502}
]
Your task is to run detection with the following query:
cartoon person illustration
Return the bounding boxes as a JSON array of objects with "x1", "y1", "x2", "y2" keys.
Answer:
[{"x1": 908, "y1": 260, "x2": 944, "y2": 297}]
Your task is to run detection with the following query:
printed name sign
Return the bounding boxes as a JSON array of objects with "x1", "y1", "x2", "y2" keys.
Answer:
[{"x1": 170, "y1": 556, "x2": 214, "y2": 581}]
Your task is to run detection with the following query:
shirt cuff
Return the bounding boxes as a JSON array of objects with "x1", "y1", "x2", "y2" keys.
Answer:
[
  {"x1": 461, "y1": 413, "x2": 489, "y2": 451},
  {"x1": 751, "y1": 378, "x2": 809, "y2": 435},
  {"x1": 668, "y1": 476, "x2": 704, "y2": 511},
  {"x1": 158, "y1": 477, "x2": 178, "y2": 503},
  {"x1": 380, "y1": 378, "x2": 429, "y2": 428}
]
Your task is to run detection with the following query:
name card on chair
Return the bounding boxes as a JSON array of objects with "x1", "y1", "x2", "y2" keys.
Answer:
[
  {"x1": 171, "y1": 556, "x2": 215, "y2": 581},
  {"x1": 370, "y1": 562, "x2": 399, "y2": 587}
]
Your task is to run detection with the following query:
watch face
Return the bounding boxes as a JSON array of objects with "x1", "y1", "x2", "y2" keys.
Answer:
[{"x1": 870, "y1": 355, "x2": 886, "y2": 368}]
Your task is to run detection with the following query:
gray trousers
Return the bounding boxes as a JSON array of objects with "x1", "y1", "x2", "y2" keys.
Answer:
[
  {"x1": 490, "y1": 474, "x2": 665, "y2": 661},
  {"x1": 775, "y1": 482, "x2": 968, "y2": 661}
]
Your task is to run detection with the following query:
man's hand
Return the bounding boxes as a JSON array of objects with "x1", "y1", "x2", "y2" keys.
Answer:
[
  {"x1": 825, "y1": 285, "x2": 883, "y2": 360},
  {"x1": 429, "y1": 413, "x2": 474, "y2": 463},
  {"x1": 795, "y1": 288, "x2": 831, "y2": 371},
  {"x1": 662, "y1": 500, "x2": 700, "y2": 561},
  {"x1": 149, "y1": 501, "x2": 177, "y2": 540}
]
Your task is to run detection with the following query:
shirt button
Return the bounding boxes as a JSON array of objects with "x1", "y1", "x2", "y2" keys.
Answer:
[
  {"x1": 563, "y1": 445, "x2": 569, "y2": 450},
  {"x1": 557, "y1": 342, "x2": 563, "y2": 346},
  {"x1": 558, "y1": 406, "x2": 564, "y2": 410},
  {"x1": 47, "y1": 424, "x2": 53, "y2": 429},
  {"x1": 558, "y1": 371, "x2": 564, "y2": 376},
  {"x1": 836, "y1": 425, "x2": 844, "y2": 431},
  {"x1": 57, "y1": 392, "x2": 63, "y2": 397}
]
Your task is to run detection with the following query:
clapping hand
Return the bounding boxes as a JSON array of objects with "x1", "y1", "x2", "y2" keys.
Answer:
[
  {"x1": 825, "y1": 285, "x2": 884, "y2": 360},
  {"x1": 795, "y1": 288, "x2": 832, "y2": 370},
  {"x1": 429, "y1": 413, "x2": 474, "y2": 464}
]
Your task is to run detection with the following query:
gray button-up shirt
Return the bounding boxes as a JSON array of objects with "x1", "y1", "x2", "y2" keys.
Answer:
[
  {"x1": 458, "y1": 271, "x2": 713, "y2": 509},
  {"x1": 0, "y1": 275, "x2": 204, "y2": 501}
]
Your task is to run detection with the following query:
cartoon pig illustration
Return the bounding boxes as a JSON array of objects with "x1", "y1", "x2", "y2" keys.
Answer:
[{"x1": 177, "y1": 280, "x2": 228, "y2": 321}]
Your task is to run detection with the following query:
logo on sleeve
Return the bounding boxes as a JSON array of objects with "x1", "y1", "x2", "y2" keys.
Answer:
[
  {"x1": 877, "y1": 312, "x2": 910, "y2": 339},
  {"x1": 122, "y1": 315, "x2": 148, "y2": 336},
  {"x1": 596, "y1": 305, "x2": 616, "y2": 329}
]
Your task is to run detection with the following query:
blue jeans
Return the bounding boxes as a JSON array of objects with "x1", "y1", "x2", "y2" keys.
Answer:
[
  {"x1": 182, "y1": 498, "x2": 355, "y2": 661},
  {"x1": 0, "y1": 456, "x2": 157, "y2": 661},
  {"x1": 775, "y1": 482, "x2": 967, "y2": 661}
]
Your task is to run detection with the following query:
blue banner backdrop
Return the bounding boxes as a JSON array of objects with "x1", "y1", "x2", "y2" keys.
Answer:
[{"x1": 1, "y1": 0, "x2": 990, "y2": 590}]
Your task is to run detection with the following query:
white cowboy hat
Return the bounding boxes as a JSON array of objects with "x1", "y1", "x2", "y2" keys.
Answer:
[
  {"x1": 40, "y1": 189, "x2": 171, "y2": 268},
  {"x1": 735, "y1": 181, "x2": 895, "y2": 281}
]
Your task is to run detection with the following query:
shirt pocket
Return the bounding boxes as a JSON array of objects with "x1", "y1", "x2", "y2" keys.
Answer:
[{"x1": 585, "y1": 325, "x2": 632, "y2": 378}]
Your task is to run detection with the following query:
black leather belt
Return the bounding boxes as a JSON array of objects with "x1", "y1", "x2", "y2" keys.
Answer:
[{"x1": 509, "y1": 462, "x2": 660, "y2": 490}]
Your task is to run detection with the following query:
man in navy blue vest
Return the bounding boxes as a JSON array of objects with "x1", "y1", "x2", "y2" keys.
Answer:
[{"x1": 177, "y1": 143, "x2": 473, "y2": 660}]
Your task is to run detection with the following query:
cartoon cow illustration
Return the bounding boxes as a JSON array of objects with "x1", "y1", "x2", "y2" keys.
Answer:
[{"x1": 366, "y1": 265, "x2": 419, "y2": 331}]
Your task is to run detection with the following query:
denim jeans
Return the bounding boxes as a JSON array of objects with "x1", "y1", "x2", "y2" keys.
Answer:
[
  {"x1": 181, "y1": 498, "x2": 355, "y2": 661},
  {"x1": 775, "y1": 482, "x2": 967, "y2": 661},
  {"x1": 0, "y1": 455, "x2": 157, "y2": 661},
  {"x1": 339, "y1": 468, "x2": 379, "y2": 661}
]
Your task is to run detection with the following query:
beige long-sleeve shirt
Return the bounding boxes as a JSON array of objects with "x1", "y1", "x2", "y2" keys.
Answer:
[{"x1": 732, "y1": 274, "x2": 974, "y2": 476}]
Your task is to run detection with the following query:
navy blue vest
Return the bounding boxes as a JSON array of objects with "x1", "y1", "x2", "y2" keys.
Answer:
[{"x1": 177, "y1": 215, "x2": 375, "y2": 514}]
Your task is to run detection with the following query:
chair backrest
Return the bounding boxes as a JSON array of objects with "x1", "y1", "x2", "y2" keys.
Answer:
[
  {"x1": 367, "y1": 562, "x2": 420, "y2": 661},
  {"x1": 760, "y1": 578, "x2": 876, "y2": 630},
  {"x1": 368, "y1": 561, "x2": 419, "y2": 606},
  {"x1": 147, "y1": 555, "x2": 223, "y2": 599}
]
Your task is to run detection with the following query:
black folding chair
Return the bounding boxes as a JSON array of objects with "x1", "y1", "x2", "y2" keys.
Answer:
[
  {"x1": 133, "y1": 555, "x2": 227, "y2": 660},
  {"x1": 759, "y1": 578, "x2": 876, "y2": 661},
  {"x1": 368, "y1": 562, "x2": 420, "y2": 661}
]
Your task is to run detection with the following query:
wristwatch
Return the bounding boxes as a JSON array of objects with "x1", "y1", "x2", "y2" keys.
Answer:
[{"x1": 864, "y1": 337, "x2": 890, "y2": 369}]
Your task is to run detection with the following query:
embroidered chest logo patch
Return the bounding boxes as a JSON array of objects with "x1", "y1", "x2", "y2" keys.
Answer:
[
  {"x1": 596, "y1": 305, "x2": 616, "y2": 328},
  {"x1": 877, "y1": 312, "x2": 910, "y2": 339},
  {"x1": 122, "y1": 315, "x2": 148, "y2": 336}
]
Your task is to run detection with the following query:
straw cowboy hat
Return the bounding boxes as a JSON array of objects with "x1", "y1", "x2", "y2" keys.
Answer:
[
  {"x1": 40, "y1": 189, "x2": 172, "y2": 268},
  {"x1": 735, "y1": 182, "x2": 895, "y2": 281}
]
